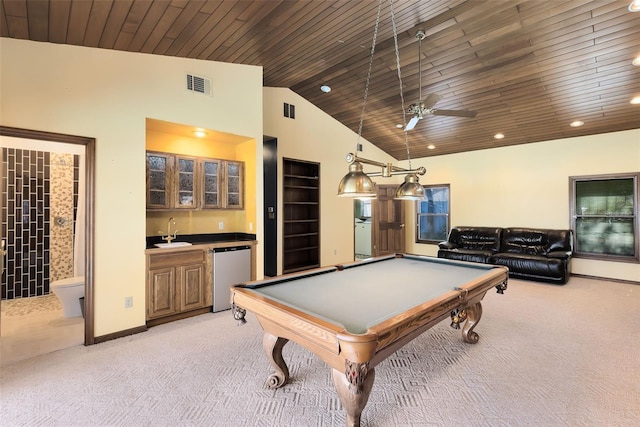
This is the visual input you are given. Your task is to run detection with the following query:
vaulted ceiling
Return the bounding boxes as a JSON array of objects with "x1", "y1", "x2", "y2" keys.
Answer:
[{"x1": 1, "y1": 0, "x2": 639, "y2": 159}]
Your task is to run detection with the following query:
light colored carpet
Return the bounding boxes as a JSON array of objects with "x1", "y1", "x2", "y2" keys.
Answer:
[{"x1": 1, "y1": 277, "x2": 639, "y2": 426}]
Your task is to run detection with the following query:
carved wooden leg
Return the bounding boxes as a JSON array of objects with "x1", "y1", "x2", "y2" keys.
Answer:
[
  {"x1": 461, "y1": 302, "x2": 483, "y2": 343},
  {"x1": 331, "y1": 364, "x2": 375, "y2": 427},
  {"x1": 262, "y1": 332, "x2": 290, "y2": 388}
]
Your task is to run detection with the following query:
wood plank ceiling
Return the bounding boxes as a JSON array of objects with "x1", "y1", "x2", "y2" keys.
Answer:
[{"x1": 1, "y1": 0, "x2": 639, "y2": 160}]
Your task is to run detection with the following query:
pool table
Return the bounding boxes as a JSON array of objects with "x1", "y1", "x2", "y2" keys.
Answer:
[{"x1": 230, "y1": 254, "x2": 508, "y2": 427}]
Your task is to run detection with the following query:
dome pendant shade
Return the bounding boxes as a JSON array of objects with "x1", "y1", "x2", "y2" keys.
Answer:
[
  {"x1": 337, "y1": 161, "x2": 376, "y2": 198},
  {"x1": 395, "y1": 173, "x2": 426, "y2": 200}
]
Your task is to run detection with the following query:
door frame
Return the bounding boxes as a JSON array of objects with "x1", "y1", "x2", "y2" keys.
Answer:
[{"x1": 0, "y1": 126, "x2": 96, "y2": 345}]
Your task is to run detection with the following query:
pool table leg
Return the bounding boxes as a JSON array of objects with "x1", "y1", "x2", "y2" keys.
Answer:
[
  {"x1": 263, "y1": 332, "x2": 290, "y2": 388},
  {"x1": 461, "y1": 301, "x2": 482, "y2": 344},
  {"x1": 331, "y1": 364, "x2": 375, "y2": 427}
]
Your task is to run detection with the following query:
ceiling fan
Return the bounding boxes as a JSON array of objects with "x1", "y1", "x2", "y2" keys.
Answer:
[{"x1": 405, "y1": 30, "x2": 477, "y2": 131}]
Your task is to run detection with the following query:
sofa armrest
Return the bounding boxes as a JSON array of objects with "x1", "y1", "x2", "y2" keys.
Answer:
[
  {"x1": 438, "y1": 241, "x2": 457, "y2": 249},
  {"x1": 547, "y1": 250, "x2": 572, "y2": 259}
]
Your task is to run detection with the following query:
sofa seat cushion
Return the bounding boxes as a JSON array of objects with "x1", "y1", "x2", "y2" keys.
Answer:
[
  {"x1": 437, "y1": 249, "x2": 494, "y2": 264},
  {"x1": 492, "y1": 253, "x2": 566, "y2": 278}
]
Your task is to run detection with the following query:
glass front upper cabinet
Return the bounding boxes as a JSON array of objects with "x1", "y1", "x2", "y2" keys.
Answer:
[
  {"x1": 202, "y1": 159, "x2": 222, "y2": 209},
  {"x1": 225, "y1": 161, "x2": 244, "y2": 209},
  {"x1": 175, "y1": 156, "x2": 197, "y2": 209},
  {"x1": 146, "y1": 152, "x2": 173, "y2": 209}
]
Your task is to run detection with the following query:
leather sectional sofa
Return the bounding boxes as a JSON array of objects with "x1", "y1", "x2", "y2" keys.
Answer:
[{"x1": 437, "y1": 226, "x2": 573, "y2": 284}]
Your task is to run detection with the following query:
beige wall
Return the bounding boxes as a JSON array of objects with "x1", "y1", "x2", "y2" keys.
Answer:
[
  {"x1": 403, "y1": 129, "x2": 640, "y2": 282},
  {"x1": 0, "y1": 38, "x2": 263, "y2": 337}
]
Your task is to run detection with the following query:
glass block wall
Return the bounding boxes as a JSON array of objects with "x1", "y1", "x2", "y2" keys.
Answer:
[{"x1": 1, "y1": 148, "x2": 79, "y2": 300}]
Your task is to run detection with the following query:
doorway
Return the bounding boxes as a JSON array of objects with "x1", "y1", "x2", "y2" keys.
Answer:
[
  {"x1": 0, "y1": 126, "x2": 95, "y2": 365},
  {"x1": 354, "y1": 199, "x2": 372, "y2": 259},
  {"x1": 371, "y1": 185, "x2": 405, "y2": 256}
]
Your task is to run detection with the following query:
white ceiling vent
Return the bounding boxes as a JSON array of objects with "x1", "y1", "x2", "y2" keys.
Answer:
[{"x1": 186, "y1": 73, "x2": 212, "y2": 96}]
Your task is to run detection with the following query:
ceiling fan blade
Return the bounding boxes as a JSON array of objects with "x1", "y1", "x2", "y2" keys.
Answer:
[
  {"x1": 405, "y1": 115, "x2": 420, "y2": 131},
  {"x1": 422, "y1": 93, "x2": 442, "y2": 109},
  {"x1": 431, "y1": 109, "x2": 477, "y2": 118}
]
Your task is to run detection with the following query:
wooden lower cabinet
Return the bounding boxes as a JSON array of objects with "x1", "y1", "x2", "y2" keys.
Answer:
[
  {"x1": 148, "y1": 266, "x2": 177, "y2": 318},
  {"x1": 147, "y1": 249, "x2": 206, "y2": 322},
  {"x1": 179, "y1": 263, "x2": 205, "y2": 312}
]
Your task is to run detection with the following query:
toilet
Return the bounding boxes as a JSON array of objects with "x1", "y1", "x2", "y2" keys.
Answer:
[{"x1": 51, "y1": 276, "x2": 85, "y2": 318}]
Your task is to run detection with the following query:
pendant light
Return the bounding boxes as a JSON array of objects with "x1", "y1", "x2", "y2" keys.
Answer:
[{"x1": 337, "y1": 0, "x2": 426, "y2": 200}]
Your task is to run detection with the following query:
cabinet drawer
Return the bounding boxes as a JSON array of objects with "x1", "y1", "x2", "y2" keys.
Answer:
[{"x1": 149, "y1": 250, "x2": 205, "y2": 269}]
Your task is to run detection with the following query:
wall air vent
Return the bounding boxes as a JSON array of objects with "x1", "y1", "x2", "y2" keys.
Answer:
[{"x1": 186, "y1": 73, "x2": 212, "y2": 96}]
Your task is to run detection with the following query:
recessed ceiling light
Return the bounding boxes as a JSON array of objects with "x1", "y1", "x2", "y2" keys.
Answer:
[
  {"x1": 192, "y1": 130, "x2": 207, "y2": 138},
  {"x1": 494, "y1": 133, "x2": 505, "y2": 139},
  {"x1": 629, "y1": 0, "x2": 640, "y2": 12},
  {"x1": 631, "y1": 96, "x2": 640, "y2": 105},
  {"x1": 570, "y1": 121, "x2": 584, "y2": 127},
  {"x1": 396, "y1": 124, "x2": 404, "y2": 129},
  {"x1": 633, "y1": 56, "x2": 640, "y2": 66},
  {"x1": 320, "y1": 85, "x2": 331, "y2": 93},
  {"x1": 427, "y1": 144, "x2": 436, "y2": 150}
]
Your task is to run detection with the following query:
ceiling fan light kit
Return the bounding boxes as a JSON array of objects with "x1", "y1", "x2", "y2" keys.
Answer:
[
  {"x1": 337, "y1": 0, "x2": 427, "y2": 200},
  {"x1": 404, "y1": 31, "x2": 477, "y2": 131}
]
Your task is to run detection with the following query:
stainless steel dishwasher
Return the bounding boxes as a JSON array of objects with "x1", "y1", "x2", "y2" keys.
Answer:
[{"x1": 211, "y1": 245, "x2": 252, "y2": 312}]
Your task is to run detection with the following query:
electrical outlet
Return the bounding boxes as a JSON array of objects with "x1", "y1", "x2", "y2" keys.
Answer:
[
  {"x1": 125, "y1": 296, "x2": 133, "y2": 308},
  {"x1": 218, "y1": 221, "x2": 224, "y2": 230},
  {"x1": 249, "y1": 222, "x2": 253, "y2": 231}
]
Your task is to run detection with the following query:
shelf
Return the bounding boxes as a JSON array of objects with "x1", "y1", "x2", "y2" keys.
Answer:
[
  {"x1": 284, "y1": 185, "x2": 319, "y2": 190},
  {"x1": 284, "y1": 232, "x2": 318, "y2": 238},
  {"x1": 283, "y1": 158, "x2": 320, "y2": 274},
  {"x1": 284, "y1": 246, "x2": 319, "y2": 253},
  {"x1": 283, "y1": 263, "x2": 321, "y2": 274},
  {"x1": 284, "y1": 174, "x2": 319, "y2": 180}
]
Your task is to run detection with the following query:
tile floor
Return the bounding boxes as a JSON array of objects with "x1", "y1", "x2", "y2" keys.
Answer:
[{"x1": 1, "y1": 294, "x2": 84, "y2": 366}]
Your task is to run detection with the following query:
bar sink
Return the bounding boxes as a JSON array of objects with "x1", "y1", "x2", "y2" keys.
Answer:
[{"x1": 154, "y1": 242, "x2": 193, "y2": 248}]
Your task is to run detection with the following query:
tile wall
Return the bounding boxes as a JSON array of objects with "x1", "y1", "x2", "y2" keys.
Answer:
[{"x1": 1, "y1": 148, "x2": 79, "y2": 300}]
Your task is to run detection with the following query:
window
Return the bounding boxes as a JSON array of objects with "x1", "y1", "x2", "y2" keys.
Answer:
[
  {"x1": 570, "y1": 173, "x2": 639, "y2": 262},
  {"x1": 416, "y1": 184, "x2": 450, "y2": 243}
]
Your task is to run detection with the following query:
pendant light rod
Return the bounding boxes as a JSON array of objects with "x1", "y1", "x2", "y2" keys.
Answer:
[
  {"x1": 345, "y1": 153, "x2": 426, "y2": 176},
  {"x1": 416, "y1": 29, "x2": 425, "y2": 101}
]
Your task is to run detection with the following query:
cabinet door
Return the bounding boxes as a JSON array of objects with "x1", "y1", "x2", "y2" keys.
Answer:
[
  {"x1": 148, "y1": 267, "x2": 177, "y2": 319},
  {"x1": 178, "y1": 263, "x2": 205, "y2": 311},
  {"x1": 201, "y1": 159, "x2": 222, "y2": 209},
  {"x1": 146, "y1": 153, "x2": 173, "y2": 209},
  {"x1": 174, "y1": 156, "x2": 198, "y2": 209},
  {"x1": 225, "y1": 161, "x2": 244, "y2": 209}
]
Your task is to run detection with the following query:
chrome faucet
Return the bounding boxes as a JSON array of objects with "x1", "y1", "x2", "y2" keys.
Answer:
[{"x1": 159, "y1": 217, "x2": 178, "y2": 244}]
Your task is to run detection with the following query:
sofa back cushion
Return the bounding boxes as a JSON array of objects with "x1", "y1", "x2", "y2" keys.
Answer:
[
  {"x1": 449, "y1": 227, "x2": 502, "y2": 251},
  {"x1": 502, "y1": 228, "x2": 572, "y2": 255}
]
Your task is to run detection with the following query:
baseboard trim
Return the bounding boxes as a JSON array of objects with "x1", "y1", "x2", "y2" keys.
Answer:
[
  {"x1": 146, "y1": 306, "x2": 212, "y2": 328},
  {"x1": 93, "y1": 325, "x2": 148, "y2": 344},
  {"x1": 570, "y1": 273, "x2": 640, "y2": 286}
]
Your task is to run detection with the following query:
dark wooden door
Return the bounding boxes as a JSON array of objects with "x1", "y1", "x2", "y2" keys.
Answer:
[
  {"x1": 372, "y1": 185, "x2": 405, "y2": 256},
  {"x1": 263, "y1": 136, "x2": 277, "y2": 277}
]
